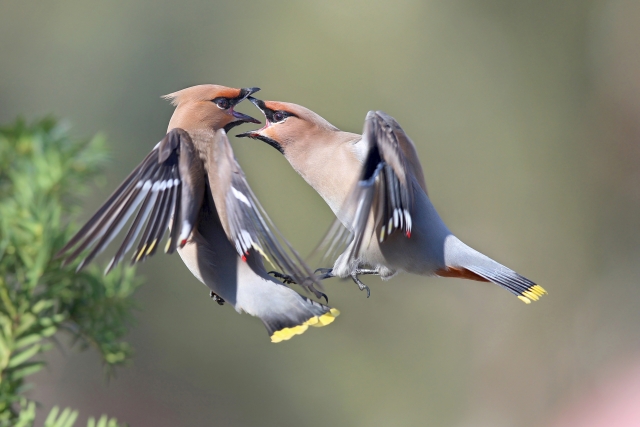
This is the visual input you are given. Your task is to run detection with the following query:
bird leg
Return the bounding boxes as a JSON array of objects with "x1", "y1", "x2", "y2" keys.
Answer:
[
  {"x1": 269, "y1": 271, "x2": 328, "y2": 303},
  {"x1": 314, "y1": 267, "x2": 335, "y2": 280},
  {"x1": 351, "y1": 268, "x2": 380, "y2": 297},
  {"x1": 316, "y1": 267, "x2": 375, "y2": 297},
  {"x1": 209, "y1": 291, "x2": 225, "y2": 305},
  {"x1": 353, "y1": 268, "x2": 378, "y2": 276},
  {"x1": 268, "y1": 270, "x2": 297, "y2": 285}
]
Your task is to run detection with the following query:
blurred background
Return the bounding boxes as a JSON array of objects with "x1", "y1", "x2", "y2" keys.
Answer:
[{"x1": 2, "y1": 0, "x2": 640, "y2": 426}]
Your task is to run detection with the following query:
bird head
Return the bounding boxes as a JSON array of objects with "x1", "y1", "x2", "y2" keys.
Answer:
[
  {"x1": 236, "y1": 97, "x2": 340, "y2": 155},
  {"x1": 164, "y1": 85, "x2": 261, "y2": 133}
]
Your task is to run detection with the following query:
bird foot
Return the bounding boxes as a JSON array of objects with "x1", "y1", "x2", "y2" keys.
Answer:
[
  {"x1": 268, "y1": 270, "x2": 297, "y2": 285},
  {"x1": 310, "y1": 287, "x2": 329, "y2": 304},
  {"x1": 270, "y1": 271, "x2": 329, "y2": 304},
  {"x1": 351, "y1": 274, "x2": 371, "y2": 298},
  {"x1": 314, "y1": 267, "x2": 334, "y2": 280},
  {"x1": 209, "y1": 291, "x2": 225, "y2": 306}
]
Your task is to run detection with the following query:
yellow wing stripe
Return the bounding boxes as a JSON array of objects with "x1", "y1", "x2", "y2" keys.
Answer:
[
  {"x1": 146, "y1": 239, "x2": 158, "y2": 255},
  {"x1": 135, "y1": 246, "x2": 146, "y2": 261}
]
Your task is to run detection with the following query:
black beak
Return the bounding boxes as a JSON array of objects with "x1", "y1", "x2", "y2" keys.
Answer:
[
  {"x1": 235, "y1": 97, "x2": 284, "y2": 154},
  {"x1": 237, "y1": 87, "x2": 261, "y2": 102},
  {"x1": 225, "y1": 87, "x2": 261, "y2": 131},
  {"x1": 236, "y1": 96, "x2": 268, "y2": 138},
  {"x1": 231, "y1": 110, "x2": 261, "y2": 125},
  {"x1": 242, "y1": 96, "x2": 278, "y2": 122},
  {"x1": 235, "y1": 130, "x2": 257, "y2": 139},
  {"x1": 230, "y1": 87, "x2": 260, "y2": 109},
  {"x1": 240, "y1": 87, "x2": 260, "y2": 99},
  {"x1": 247, "y1": 96, "x2": 268, "y2": 113}
]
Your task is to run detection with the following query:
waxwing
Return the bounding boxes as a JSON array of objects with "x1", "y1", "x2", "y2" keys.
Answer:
[
  {"x1": 57, "y1": 85, "x2": 339, "y2": 342},
  {"x1": 238, "y1": 97, "x2": 545, "y2": 304}
]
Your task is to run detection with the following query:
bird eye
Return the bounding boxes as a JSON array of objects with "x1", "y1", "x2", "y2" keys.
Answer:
[
  {"x1": 215, "y1": 98, "x2": 230, "y2": 109},
  {"x1": 272, "y1": 111, "x2": 285, "y2": 122}
]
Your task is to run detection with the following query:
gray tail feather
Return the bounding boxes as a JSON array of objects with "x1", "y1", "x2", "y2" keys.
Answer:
[
  {"x1": 464, "y1": 264, "x2": 546, "y2": 303},
  {"x1": 446, "y1": 236, "x2": 546, "y2": 303}
]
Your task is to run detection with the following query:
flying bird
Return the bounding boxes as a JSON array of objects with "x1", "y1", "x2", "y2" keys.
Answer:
[
  {"x1": 57, "y1": 85, "x2": 339, "y2": 343},
  {"x1": 237, "y1": 97, "x2": 546, "y2": 304}
]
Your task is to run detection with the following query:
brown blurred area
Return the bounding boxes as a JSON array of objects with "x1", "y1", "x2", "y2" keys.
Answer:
[{"x1": 2, "y1": 1, "x2": 640, "y2": 426}]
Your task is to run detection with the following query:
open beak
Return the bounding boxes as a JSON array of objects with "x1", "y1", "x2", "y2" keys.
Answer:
[
  {"x1": 231, "y1": 109, "x2": 261, "y2": 125},
  {"x1": 236, "y1": 97, "x2": 270, "y2": 138},
  {"x1": 225, "y1": 87, "x2": 261, "y2": 131},
  {"x1": 235, "y1": 97, "x2": 284, "y2": 154}
]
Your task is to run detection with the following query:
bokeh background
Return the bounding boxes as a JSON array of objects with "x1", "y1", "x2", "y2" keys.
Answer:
[{"x1": 2, "y1": 1, "x2": 640, "y2": 426}]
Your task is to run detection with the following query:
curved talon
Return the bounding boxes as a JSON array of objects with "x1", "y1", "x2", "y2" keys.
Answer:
[
  {"x1": 320, "y1": 292, "x2": 329, "y2": 304},
  {"x1": 209, "y1": 291, "x2": 225, "y2": 305},
  {"x1": 310, "y1": 288, "x2": 328, "y2": 302},
  {"x1": 351, "y1": 274, "x2": 371, "y2": 298}
]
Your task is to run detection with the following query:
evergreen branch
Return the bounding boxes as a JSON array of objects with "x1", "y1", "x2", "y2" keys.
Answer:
[{"x1": 0, "y1": 118, "x2": 140, "y2": 425}]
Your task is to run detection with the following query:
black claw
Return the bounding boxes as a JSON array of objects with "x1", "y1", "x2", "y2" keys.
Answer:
[
  {"x1": 320, "y1": 292, "x2": 329, "y2": 304},
  {"x1": 209, "y1": 291, "x2": 225, "y2": 305},
  {"x1": 268, "y1": 271, "x2": 297, "y2": 285},
  {"x1": 310, "y1": 288, "x2": 328, "y2": 302},
  {"x1": 299, "y1": 277, "x2": 329, "y2": 303},
  {"x1": 351, "y1": 274, "x2": 371, "y2": 298},
  {"x1": 362, "y1": 285, "x2": 371, "y2": 298}
]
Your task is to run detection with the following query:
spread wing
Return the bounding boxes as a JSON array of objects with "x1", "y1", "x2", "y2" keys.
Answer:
[
  {"x1": 56, "y1": 128, "x2": 204, "y2": 274},
  {"x1": 376, "y1": 111, "x2": 427, "y2": 194},
  {"x1": 322, "y1": 111, "x2": 422, "y2": 265},
  {"x1": 205, "y1": 129, "x2": 322, "y2": 294}
]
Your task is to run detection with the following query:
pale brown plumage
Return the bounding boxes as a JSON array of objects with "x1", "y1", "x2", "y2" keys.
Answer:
[
  {"x1": 239, "y1": 98, "x2": 546, "y2": 304},
  {"x1": 57, "y1": 85, "x2": 339, "y2": 342}
]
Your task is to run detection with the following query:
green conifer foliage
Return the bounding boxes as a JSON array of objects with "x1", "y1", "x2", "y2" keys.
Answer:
[{"x1": 0, "y1": 118, "x2": 139, "y2": 426}]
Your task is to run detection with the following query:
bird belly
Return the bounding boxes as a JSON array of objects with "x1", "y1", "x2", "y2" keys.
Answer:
[{"x1": 177, "y1": 227, "x2": 243, "y2": 309}]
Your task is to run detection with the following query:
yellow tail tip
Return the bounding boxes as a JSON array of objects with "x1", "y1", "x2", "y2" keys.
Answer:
[
  {"x1": 531, "y1": 285, "x2": 547, "y2": 296},
  {"x1": 270, "y1": 308, "x2": 340, "y2": 343},
  {"x1": 518, "y1": 295, "x2": 532, "y2": 304},
  {"x1": 517, "y1": 285, "x2": 547, "y2": 304},
  {"x1": 271, "y1": 324, "x2": 309, "y2": 343}
]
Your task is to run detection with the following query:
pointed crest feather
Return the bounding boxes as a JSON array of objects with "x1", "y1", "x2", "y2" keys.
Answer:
[{"x1": 162, "y1": 85, "x2": 241, "y2": 106}]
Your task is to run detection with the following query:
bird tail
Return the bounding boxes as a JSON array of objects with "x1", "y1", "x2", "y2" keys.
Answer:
[
  {"x1": 261, "y1": 295, "x2": 340, "y2": 343},
  {"x1": 442, "y1": 235, "x2": 546, "y2": 304},
  {"x1": 190, "y1": 253, "x2": 340, "y2": 342},
  {"x1": 463, "y1": 264, "x2": 547, "y2": 304}
]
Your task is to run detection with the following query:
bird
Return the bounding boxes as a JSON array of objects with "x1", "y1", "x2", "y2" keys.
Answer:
[
  {"x1": 56, "y1": 85, "x2": 339, "y2": 343},
  {"x1": 237, "y1": 97, "x2": 546, "y2": 304}
]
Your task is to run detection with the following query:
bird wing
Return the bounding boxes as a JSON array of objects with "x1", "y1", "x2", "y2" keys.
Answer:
[
  {"x1": 56, "y1": 128, "x2": 204, "y2": 274},
  {"x1": 375, "y1": 111, "x2": 427, "y2": 194},
  {"x1": 204, "y1": 129, "x2": 322, "y2": 295},
  {"x1": 322, "y1": 111, "x2": 421, "y2": 267}
]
